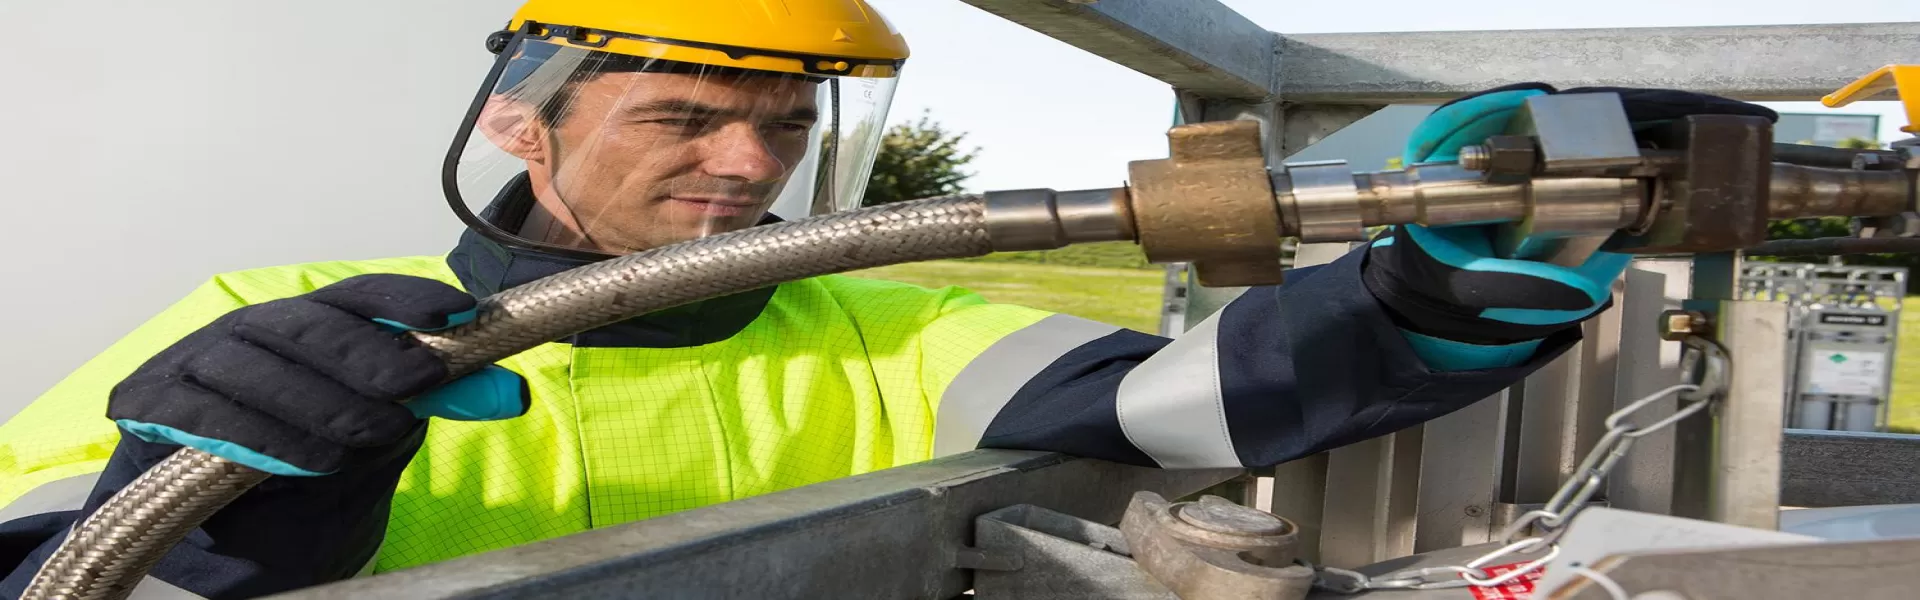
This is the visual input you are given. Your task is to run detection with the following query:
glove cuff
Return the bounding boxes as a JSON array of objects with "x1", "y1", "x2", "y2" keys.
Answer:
[{"x1": 1361, "y1": 253, "x2": 1586, "y2": 345}]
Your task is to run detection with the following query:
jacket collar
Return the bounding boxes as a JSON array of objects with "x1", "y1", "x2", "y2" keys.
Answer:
[{"x1": 445, "y1": 174, "x2": 779, "y2": 348}]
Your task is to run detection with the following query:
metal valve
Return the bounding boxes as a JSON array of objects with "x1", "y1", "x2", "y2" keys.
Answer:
[{"x1": 1110, "y1": 91, "x2": 1920, "y2": 287}]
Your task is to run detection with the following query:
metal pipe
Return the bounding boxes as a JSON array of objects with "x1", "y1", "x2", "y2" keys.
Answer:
[
  {"x1": 1771, "y1": 143, "x2": 1899, "y2": 170},
  {"x1": 27, "y1": 193, "x2": 1128, "y2": 600},
  {"x1": 1354, "y1": 163, "x2": 1527, "y2": 227},
  {"x1": 1767, "y1": 163, "x2": 1911, "y2": 220}
]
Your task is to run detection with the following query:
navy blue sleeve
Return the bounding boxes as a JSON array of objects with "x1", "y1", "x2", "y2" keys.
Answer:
[
  {"x1": 976, "y1": 246, "x2": 1578, "y2": 469},
  {"x1": 0, "y1": 427, "x2": 422, "y2": 599}
]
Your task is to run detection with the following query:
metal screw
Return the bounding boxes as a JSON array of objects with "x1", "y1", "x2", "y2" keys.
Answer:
[
  {"x1": 1659, "y1": 310, "x2": 1711, "y2": 341},
  {"x1": 1464, "y1": 505, "x2": 1487, "y2": 518},
  {"x1": 1458, "y1": 144, "x2": 1492, "y2": 171}
]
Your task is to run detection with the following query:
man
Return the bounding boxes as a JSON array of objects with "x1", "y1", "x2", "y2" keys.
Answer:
[{"x1": 0, "y1": 1, "x2": 1775, "y2": 598}]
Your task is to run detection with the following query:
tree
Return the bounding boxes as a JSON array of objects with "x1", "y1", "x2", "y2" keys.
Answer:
[{"x1": 862, "y1": 112, "x2": 981, "y2": 206}]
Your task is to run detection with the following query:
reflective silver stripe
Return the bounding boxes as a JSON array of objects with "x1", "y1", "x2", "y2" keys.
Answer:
[
  {"x1": 1115, "y1": 310, "x2": 1242, "y2": 469},
  {"x1": 0, "y1": 472, "x2": 101, "y2": 523},
  {"x1": 934, "y1": 314, "x2": 1123, "y2": 457},
  {"x1": 354, "y1": 541, "x2": 383, "y2": 578},
  {"x1": 129, "y1": 577, "x2": 208, "y2": 599}
]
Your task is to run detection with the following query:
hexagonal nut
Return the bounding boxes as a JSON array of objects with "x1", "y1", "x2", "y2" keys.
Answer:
[
  {"x1": 1659, "y1": 310, "x2": 1711, "y2": 341},
  {"x1": 1485, "y1": 135, "x2": 1538, "y2": 177}
]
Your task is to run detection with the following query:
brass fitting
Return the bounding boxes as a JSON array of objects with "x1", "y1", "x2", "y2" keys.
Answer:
[
  {"x1": 1126, "y1": 120, "x2": 1287, "y2": 287},
  {"x1": 1660, "y1": 310, "x2": 1713, "y2": 341}
]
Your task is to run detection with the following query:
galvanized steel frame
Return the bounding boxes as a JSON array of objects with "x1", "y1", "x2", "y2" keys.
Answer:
[
  {"x1": 273, "y1": 451, "x2": 1238, "y2": 599},
  {"x1": 974, "y1": 0, "x2": 1920, "y2": 568},
  {"x1": 284, "y1": 2, "x2": 1920, "y2": 596}
]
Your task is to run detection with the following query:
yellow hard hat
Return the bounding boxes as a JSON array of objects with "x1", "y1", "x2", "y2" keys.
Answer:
[
  {"x1": 445, "y1": 0, "x2": 915, "y2": 260},
  {"x1": 504, "y1": 0, "x2": 909, "y2": 78}
]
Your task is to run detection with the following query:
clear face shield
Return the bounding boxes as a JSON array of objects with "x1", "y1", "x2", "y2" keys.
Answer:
[{"x1": 446, "y1": 26, "x2": 901, "y2": 260}]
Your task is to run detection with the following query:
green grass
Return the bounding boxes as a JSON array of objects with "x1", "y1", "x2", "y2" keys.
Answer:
[
  {"x1": 849, "y1": 259, "x2": 1165, "y2": 334},
  {"x1": 953, "y1": 241, "x2": 1157, "y2": 270}
]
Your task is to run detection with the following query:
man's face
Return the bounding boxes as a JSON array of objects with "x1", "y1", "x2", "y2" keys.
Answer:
[{"x1": 512, "y1": 70, "x2": 819, "y2": 253}]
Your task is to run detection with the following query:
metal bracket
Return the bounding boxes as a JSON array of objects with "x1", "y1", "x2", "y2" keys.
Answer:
[{"x1": 967, "y1": 493, "x2": 1318, "y2": 600}]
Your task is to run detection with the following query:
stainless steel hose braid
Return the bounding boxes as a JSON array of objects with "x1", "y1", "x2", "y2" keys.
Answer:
[
  {"x1": 411, "y1": 194, "x2": 994, "y2": 375},
  {"x1": 26, "y1": 193, "x2": 1051, "y2": 600},
  {"x1": 23, "y1": 452, "x2": 265, "y2": 600}
]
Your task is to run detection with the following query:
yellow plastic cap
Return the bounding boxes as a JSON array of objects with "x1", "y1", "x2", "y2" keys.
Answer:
[
  {"x1": 508, "y1": 0, "x2": 910, "y2": 78},
  {"x1": 1823, "y1": 64, "x2": 1920, "y2": 135}
]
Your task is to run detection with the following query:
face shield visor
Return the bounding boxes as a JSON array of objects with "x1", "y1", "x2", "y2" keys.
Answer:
[{"x1": 446, "y1": 24, "x2": 902, "y2": 260}]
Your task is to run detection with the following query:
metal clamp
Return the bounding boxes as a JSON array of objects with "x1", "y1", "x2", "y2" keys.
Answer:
[{"x1": 1119, "y1": 492, "x2": 1316, "y2": 600}]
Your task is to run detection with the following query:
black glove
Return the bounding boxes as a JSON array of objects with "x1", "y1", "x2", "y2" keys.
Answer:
[
  {"x1": 107, "y1": 274, "x2": 528, "y2": 475},
  {"x1": 1365, "y1": 83, "x2": 1775, "y2": 366}
]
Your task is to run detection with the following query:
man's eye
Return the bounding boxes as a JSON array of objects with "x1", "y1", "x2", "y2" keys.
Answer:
[{"x1": 766, "y1": 122, "x2": 814, "y2": 134}]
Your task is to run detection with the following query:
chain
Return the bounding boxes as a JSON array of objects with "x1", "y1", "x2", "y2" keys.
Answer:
[{"x1": 1313, "y1": 335, "x2": 1731, "y2": 593}]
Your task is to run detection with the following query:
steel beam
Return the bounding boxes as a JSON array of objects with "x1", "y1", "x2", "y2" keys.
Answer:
[
  {"x1": 1278, "y1": 22, "x2": 1920, "y2": 104},
  {"x1": 956, "y1": 0, "x2": 1277, "y2": 100},
  {"x1": 1412, "y1": 390, "x2": 1505, "y2": 553},
  {"x1": 272, "y1": 451, "x2": 1237, "y2": 599},
  {"x1": 1609, "y1": 259, "x2": 1695, "y2": 515},
  {"x1": 1782, "y1": 429, "x2": 1920, "y2": 507},
  {"x1": 1671, "y1": 296, "x2": 1790, "y2": 529},
  {"x1": 1508, "y1": 281, "x2": 1626, "y2": 503}
]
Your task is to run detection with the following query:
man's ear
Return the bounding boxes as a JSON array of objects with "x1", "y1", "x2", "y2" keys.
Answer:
[{"x1": 476, "y1": 96, "x2": 548, "y2": 161}]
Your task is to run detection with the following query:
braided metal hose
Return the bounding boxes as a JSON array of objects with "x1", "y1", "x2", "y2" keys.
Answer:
[{"x1": 24, "y1": 195, "x2": 999, "y2": 600}]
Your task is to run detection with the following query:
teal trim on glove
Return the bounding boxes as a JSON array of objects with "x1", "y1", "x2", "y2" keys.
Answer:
[
  {"x1": 1392, "y1": 85, "x2": 1630, "y2": 329},
  {"x1": 406, "y1": 366, "x2": 529, "y2": 421},
  {"x1": 1399, "y1": 329, "x2": 1544, "y2": 372},
  {"x1": 1402, "y1": 225, "x2": 1631, "y2": 326},
  {"x1": 118, "y1": 420, "x2": 329, "y2": 476},
  {"x1": 375, "y1": 308, "x2": 530, "y2": 424}
]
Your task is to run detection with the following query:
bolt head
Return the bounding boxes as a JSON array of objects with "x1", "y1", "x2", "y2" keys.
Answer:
[
  {"x1": 1176, "y1": 496, "x2": 1292, "y2": 536},
  {"x1": 1659, "y1": 310, "x2": 1710, "y2": 341},
  {"x1": 1485, "y1": 135, "x2": 1538, "y2": 176}
]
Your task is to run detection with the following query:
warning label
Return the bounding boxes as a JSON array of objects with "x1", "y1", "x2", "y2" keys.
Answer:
[
  {"x1": 1818, "y1": 313, "x2": 1889, "y2": 327},
  {"x1": 1803, "y1": 350, "x2": 1888, "y2": 397},
  {"x1": 1467, "y1": 563, "x2": 1541, "y2": 600}
]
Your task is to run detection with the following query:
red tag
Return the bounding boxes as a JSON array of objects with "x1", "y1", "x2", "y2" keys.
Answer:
[{"x1": 1467, "y1": 563, "x2": 1541, "y2": 600}]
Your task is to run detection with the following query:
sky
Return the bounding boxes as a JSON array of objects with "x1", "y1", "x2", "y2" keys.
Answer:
[{"x1": 861, "y1": 0, "x2": 1920, "y2": 193}]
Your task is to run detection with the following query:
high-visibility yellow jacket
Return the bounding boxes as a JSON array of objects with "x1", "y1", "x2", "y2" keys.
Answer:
[{"x1": 0, "y1": 187, "x2": 1567, "y2": 599}]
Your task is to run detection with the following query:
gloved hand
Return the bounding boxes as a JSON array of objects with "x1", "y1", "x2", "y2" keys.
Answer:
[
  {"x1": 106, "y1": 274, "x2": 530, "y2": 476},
  {"x1": 1367, "y1": 83, "x2": 1777, "y2": 370}
]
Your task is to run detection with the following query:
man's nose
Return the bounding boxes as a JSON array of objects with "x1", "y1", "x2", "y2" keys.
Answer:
[{"x1": 700, "y1": 124, "x2": 787, "y2": 183}]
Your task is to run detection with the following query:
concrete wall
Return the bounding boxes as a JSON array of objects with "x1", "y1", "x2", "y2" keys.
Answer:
[{"x1": 0, "y1": 1, "x2": 520, "y2": 419}]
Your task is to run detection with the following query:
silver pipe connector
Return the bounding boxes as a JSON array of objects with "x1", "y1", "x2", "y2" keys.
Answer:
[{"x1": 982, "y1": 188, "x2": 1136, "y2": 252}]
